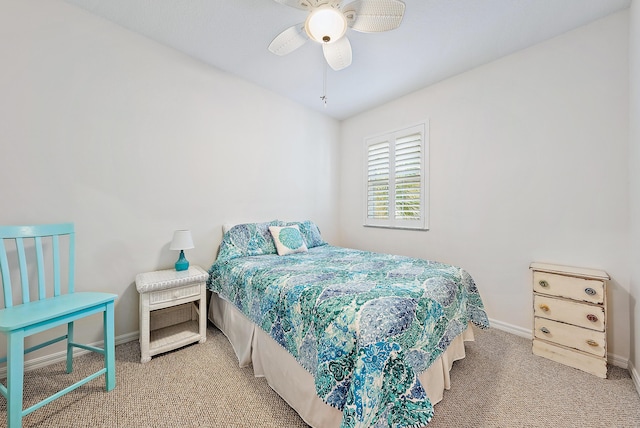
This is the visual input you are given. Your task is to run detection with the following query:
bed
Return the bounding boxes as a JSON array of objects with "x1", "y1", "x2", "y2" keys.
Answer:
[{"x1": 206, "y1": 220, "x2": 489, "y2": 428}]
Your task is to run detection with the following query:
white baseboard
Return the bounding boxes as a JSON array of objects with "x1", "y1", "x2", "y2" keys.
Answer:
[
  {"x1": 630, "y1": 360, "x2": 640, "y2": 397},
  {"x1": 488, "y1": 317, "x2": 532, "y2": 339},
  {"x1": 0, "y1": 331, "x2": 139, "y2": 378},
  {"x1": 608, "y1": 352, "x2": 629, "y2": 369}
]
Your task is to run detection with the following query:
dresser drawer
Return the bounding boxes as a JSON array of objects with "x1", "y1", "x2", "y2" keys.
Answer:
[
  {"x1": 533, "y1": 295, "x2": 604, "y2": 331},
  {"x1": 532, "y1": 339, "x2": 607, "y2": 378},
  {"x1": 149, "y1": 283, "x2": 201, "y2": 305},
  {"x1": 533, "y1": 271, "x2": 604, "y2": 304},
  {"x1": 534, "y1": 317, "x2": 605, "y2": 357}
]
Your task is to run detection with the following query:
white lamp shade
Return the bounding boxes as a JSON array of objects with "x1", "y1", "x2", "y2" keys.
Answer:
[
  {"x1": 305, "y1": 7, "x2": 347, "y2": 43},
  {"x1": 170, "y1": 230, "x2": 194, "y2": 250}
]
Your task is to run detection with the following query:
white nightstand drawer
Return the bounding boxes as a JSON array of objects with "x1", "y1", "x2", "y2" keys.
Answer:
[
  {"x1": 149, "y1": 284, "x2": 201, "y2": 305},
  {"x1": 534, "y1": 295, "x2": 605, "y2": 331},
  {"x1": 534, "y1": 317, "x2": 606, "y2": 357},
  {"x1": 533, "y1": 271, "x2": 604, "y2": 304}
]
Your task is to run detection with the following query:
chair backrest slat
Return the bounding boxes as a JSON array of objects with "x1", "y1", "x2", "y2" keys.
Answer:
[
  {"x1": 0, "y1": 223, "x2": 75, "y2": 308},
  {"x1": 15, "y1": 237, "x2": 30, "y2": 304},
  {"x1": 0, "y1": 238, "x2": 13, "y2": 308},
  {"x1": 68, "y1": 232, "x2": 75, "y2": 293},
  {"x1": 35, "y1": 236, "x2": 46, "y2": 299},
  {"x1": 52, "y1": 235, "x2": 61, "y2": 296}
]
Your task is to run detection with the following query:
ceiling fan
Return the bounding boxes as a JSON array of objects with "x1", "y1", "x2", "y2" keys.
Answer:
[{"x1": 268, "y1": 0, "x2": 406, "y2": 71}]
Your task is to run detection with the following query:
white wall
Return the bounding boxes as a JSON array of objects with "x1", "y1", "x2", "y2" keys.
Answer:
[
  {"x1": 339, "y1": 12, "x2": 631, "y2": 362},
  {"x1": 629, "y1": 0, "x2": 640, "y2": 390},
  {"x1": 0, "y1": 0, "x2": 340, "y2": 357}
]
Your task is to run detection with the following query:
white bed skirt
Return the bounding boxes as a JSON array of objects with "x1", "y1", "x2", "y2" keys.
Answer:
[{"x1": 208, "y1": 292, "x2": 474, "y2": 428}]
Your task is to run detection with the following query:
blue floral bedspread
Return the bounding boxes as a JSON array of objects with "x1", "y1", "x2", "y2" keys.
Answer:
[{"x1": 207, "y1": 245, "x2": 489, "y2": 428}]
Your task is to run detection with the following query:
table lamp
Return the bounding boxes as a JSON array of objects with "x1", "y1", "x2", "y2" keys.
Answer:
[{"x1": 170, "y1": 230, "x2": 194, "y2": 271}]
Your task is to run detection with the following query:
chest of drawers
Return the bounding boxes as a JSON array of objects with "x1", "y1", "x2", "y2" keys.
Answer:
[{"x1": 530, "y1": 262, "x2": 609, "y2": 378}]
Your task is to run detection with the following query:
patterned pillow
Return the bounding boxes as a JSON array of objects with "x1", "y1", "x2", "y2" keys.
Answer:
[
  {"x1": 284, "y1": 220, "x2": 327, "y2": 248},
  {"x1": 217, "y1": 220, "x2": 281, "y2": 261},
  {"x1": 269, "y1": 225, "x2": 308, "y2": 256}
]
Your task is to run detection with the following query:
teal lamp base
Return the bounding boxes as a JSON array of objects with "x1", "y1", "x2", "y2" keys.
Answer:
[{"x1": 175, "y1": 250, "x2": 189, "y2": 271}]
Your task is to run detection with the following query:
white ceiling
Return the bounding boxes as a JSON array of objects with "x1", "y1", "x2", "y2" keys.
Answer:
[{"x1": 63, "y1": 0, "x2": 631, "y2": 120}]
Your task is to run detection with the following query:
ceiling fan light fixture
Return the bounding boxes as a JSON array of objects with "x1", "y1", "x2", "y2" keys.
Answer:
[{"x1": 305, "y1": 7, "x2": 347, "y2": 44}]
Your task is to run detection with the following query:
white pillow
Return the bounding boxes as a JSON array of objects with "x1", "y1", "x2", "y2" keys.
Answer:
[{"x1": 268, "y1": 225, "x2": 308, "y2": 256}]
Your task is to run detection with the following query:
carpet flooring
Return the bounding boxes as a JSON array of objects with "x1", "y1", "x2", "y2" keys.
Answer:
[{"x1": 1, "y1": 326, "x2": 639, "y2": 427}]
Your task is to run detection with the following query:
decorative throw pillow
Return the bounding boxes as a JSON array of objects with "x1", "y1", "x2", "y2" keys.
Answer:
[
  {"x1": 269, "y1": 225, "x2": 308, "y2": 256},
  {"x1": 284, "y1": 220, "x2": 327, "y2": 248}
]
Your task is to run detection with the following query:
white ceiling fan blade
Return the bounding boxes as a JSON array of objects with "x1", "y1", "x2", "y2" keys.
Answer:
[
  {"x1": 322, "y1": 36, "x2": 352, "y2": 71},
  {"x1": 268, "y1": 24, "x2": 309, "y2": 56},
  {"x1": 343, "y1": 0, "x2": 406, "y2": 33},
  {"x1": 273, "y1": 0, "x2": 315, "y2": 11}
]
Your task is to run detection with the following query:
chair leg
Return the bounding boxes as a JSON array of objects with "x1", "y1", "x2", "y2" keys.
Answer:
[
  {"x1": 104, "y1": 301, "x2": 116, "y2": 391},
  {"x1": 7, "y1": 332, "x2": 25, "y2": 428},
  {"x1": 66, "y1": 321, "x2": 74, "y2": 374}
]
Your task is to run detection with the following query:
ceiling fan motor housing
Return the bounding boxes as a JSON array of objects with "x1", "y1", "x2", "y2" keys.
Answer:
[{"x1": 305, "y1": 5, "x2": 347, "y2": 43}]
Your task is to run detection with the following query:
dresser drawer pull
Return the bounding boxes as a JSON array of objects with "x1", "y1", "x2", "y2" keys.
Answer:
[
  {"x1": 540, "y1": 327, "x2": 550, "y2": 334},
  {"x1": 586, "y1": 340, "x2": 599, "y2": 347},
  {"x1": 538, "y1": 304, "x2": 550, "y2": 312},
  {"x1": 584, "y1": 287, "x2": 597, "y2": 296},
  {"x1": 586, "y1": 314, "x2": 599, "y2": 322},
  {"x1": 538, "y1": 280, "x2": 549, "y2": 288}
]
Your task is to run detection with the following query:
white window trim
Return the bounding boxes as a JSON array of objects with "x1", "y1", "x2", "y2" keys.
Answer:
[{"x1": 363, "y1": 121, "x2": 429, "y2": 231}]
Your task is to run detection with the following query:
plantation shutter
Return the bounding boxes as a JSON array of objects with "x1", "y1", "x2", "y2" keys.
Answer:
[
  {"x1": 364, "y1": 122, "x2": 428, "y2": 230},
  {"x1": 367, "y1": 141, "x2": 390, "y2": 219},
  {"x1": 394, "y1": 133, "x2": 422, "y2": 220}
]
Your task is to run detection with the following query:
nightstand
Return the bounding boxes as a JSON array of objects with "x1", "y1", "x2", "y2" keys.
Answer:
[
  {"x1": 135, "y1": 265, "x2": 208, "y2": 363},
  {"x1": 530, "y1": 262, "x2": 609, "y2": 378}
]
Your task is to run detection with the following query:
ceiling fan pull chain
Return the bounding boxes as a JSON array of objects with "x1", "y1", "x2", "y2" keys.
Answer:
[{"x1": 321, "y1": 59, "x2": 328, "y2": 107}]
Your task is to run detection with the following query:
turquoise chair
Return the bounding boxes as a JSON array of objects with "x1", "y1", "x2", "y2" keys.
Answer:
[{"x1": 0, "y1": 223, "x2": 117, "y2": 427}]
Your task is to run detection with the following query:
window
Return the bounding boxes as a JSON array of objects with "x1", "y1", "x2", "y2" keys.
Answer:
[{"x1": 364, "y1": 122, "x2": 428, "y2": 230}]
